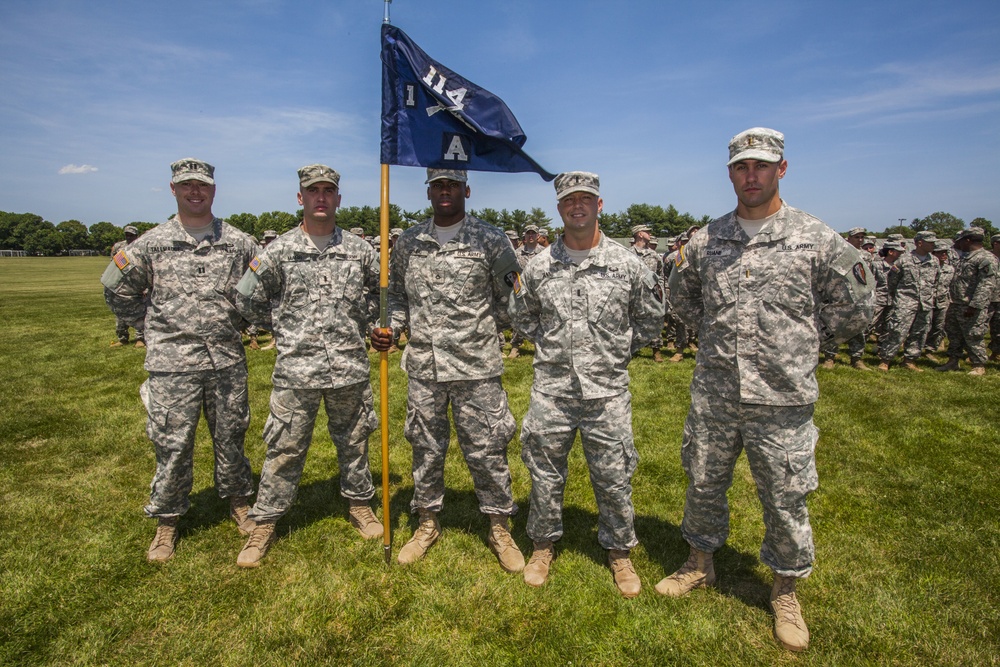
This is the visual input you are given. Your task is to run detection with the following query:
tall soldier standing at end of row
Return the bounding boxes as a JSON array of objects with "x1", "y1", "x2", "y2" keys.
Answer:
[
  {"x1": 233, "y1": 165, "x2": 383, "y2": 568},
  {"x1": 372, "y1": 169, "x2": 525, "y2": 572},
  {"x1": 661, "y1": 128, "x2": 873, "y2": 652},
  {"x1": 102, "y1": 158, "x2": 258, "y2": 562},
  {"x1": 936, "y1": 227, "x2": 997, "y2": 376}
]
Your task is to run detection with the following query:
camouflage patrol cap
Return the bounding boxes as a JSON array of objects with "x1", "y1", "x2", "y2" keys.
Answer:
[
  {"x1": 956, "y1": 227, "x2": 985, "y2": 242},
  {"x1": 933, "y1": 239, "x2": 952, "y2": 252},
  {"x1": 914, "y1": 230, "x2": 938, "y2": 243},
  {"x1": 171, "y1": 158, "x2": 215, "y2": 185},
  {"x1": 390, "y1": 227, "x2": 403, "y2": 238},
  {"x1": 727, "y1": 128, "x2": 784, "y2": 166},
  {"x1": 262, "y1": 229, "x2": 278, "y2": 240},
  {"x1": 886, "y1": 233, "x2": 904, "y2": 242},
  {"x1": 648, "y1": 237, "x2": 659, "y2": 247},
  {"x1": 883, "y1": 241, "x2": 905, "y2": 251},
  {"x1": 992, "y1": 234, "x2": 1000, "y2": 245},
  {"x1": 123, "y1": 225, "x2": 138, "y2": 235},
  {"x1": 554, "y1": 171, "x2": 600, "y2": 200},
  {"x1": 372, "y1": 235, "x2": 381, "y2": 245},
  {"x1": 298, "y1": 164, "x2": 340, "y2": 188},
  {"x1": 631, "y1": 224, "x2": 651, "y2": 237},
  {"x1": 847, "y1": 227, "x2": 866, "y2": 237},
  {"x1": 524, "y1": 224, "x2": 540, "y2": 234},
  {"x1": 862, "y1": 236, "x2": 876, "y2": 247},
  {"x1": 678, "y1": 233, "x2": 690, "y2": 243},
  {"x1": 504, "y1": 229, "x2": 518, "y2": 240},
  {"x1": 349, "y1": 227, "x2": 365, "y2": 237},
  {"x1": 426, "y1": 168, "x2": 467, "y2": 183}
]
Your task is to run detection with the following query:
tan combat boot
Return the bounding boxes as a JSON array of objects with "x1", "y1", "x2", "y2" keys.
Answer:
[
  {"x1": 523, "y1": 540, "x2": 555, "y2": 587},
  {"x1": 665, "y1": 341, "x2": 677, "y2": 352},
  {"x1": 654, "y1": 547, "x2": 715, "y2": 597},
  {"x1": 135, "y1": 340, "x2": 146, "y2": 349},
  {"x1": 608, "y1": 549, "x2": 641, "y2": 598},
  {"x1": 821, "y1": 358, "x2": 835, "y2": 370},
  {"x1": 901, "y1": 360, "x2": 924, "y2": 372},
  {"x1": 876, "y1": 361, "x2": 890, "y2": 371},
  {"x1": 669, "y1": 352, "x2": 684, "y2": 363},
  {"x1": 653, "y1": 350, "x2": 665, "y2": 363},
  {"x1": 850, "y1": 358, "x2": 870, "y2": 370},
  {"x1": 968, "y1": 366, "x2": 986, "y2": 376},
  {"x1": 507, "y1": 347, "x2": 520, "y2": 359},
  {"x1": 237, "y1": 521, "x2": 276, "y2": 568},
  {"x1": 147, "y1": 516, "x2": 179, "y2": 563},
  {"x1": 348, "y1": 499, "x2": 383, "y2": 540},
  {"x1": 935, "y1": 358, "x2": 961, "y2": 372},
  {"x1": 689, "y1": 342, "x2": 698, "y2": 352},
  {"x1": 771, "y1": 575, "x2": 810, "y2": 652},
  {"x1": 249, "y1": 335, "x2": 260, "y2": 350},
  {"x1": 229, "y1": 496, "x2": 254, "y2": 536},
  {"x1": 923, "y1": 351, "x2": 943, "y2": 364},
  {"x1": 487, "y1": 514, "x2": 525, "y2": 572},
  {"x1": 397, "y1": 509, "x2": 440, "y2": 565},
  {"x1": 110, "y1": 340, "x2": 125, "y2": 348}
]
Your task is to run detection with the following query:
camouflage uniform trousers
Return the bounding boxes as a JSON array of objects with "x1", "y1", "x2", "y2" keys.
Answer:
[
  {"x1": 989, "y1": 302, "x2": 1000, "y2": 356},
  {"x1": 869, "y1": 303, "x2": 893, "y2": 339},
  {"x1": 404, "y1": 376, "x2": 518, "y2": 516},
  {"x1": 248, "y1": 382, "x2": 379, "y2": 523},
  {"x1": 115, "y1": 316, "x2": 145, "y2": 344},
  {"x1": 680, "y1": 391, "x2": 818, "y2": 578},
  {"x1": 925, "y1": 306, "x2": 948, "y2": 352},
  {"x1": 879, "y1": 302, "x2": 932, "y2": 362},
  {"x1": 520, "y1": 388, "x2": 639, "y2": 550},
  {"x1": 944, "y1": 303, "x2": 991, "y2": 366},
  {"x1": 140, "y1": 364, "x2": 253, "y2": 518},
  {"x1": 821, "y1": 333, "x2": 865, "y2": 361}
]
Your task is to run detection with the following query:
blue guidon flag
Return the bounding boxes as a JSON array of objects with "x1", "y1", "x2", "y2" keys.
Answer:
[{"x1": 380, "y1": 24, "x2": 555, "y2": 181}]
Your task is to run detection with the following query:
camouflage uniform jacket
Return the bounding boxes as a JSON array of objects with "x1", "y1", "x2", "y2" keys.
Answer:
[
  {"x1": 111, "y1": 240, "x2": 128, "y2": 255},
  {"x1": 873, "y1": 257, "x2": 898, "y2": 306},
  {"x1": 888, "y1": 251, "x2": 939, "y2": 310},
  {"x1": 934, "y1": 261, "x2": 955, "y2": 308},
  {"x1": 387, "y1": 214, "x2": 521, "y2": 382},
  {"x1": 949, "y1": 247, "x2": 998, "y2": 309},
  {"x1": 509, "y1": 232, "x2": 664, "y2": 400},
  {"x1": 991, "y1": 252, "x2": 1000, "y2": 303},
  {"x1": 630, "y1": 245, "x2": 664, "y2": 281},
  {"x1": 668, "y1": 204, "x2": 873, "y2": 406},
  {"x1": 101, "y1": 217, "x2": 258, "y2": 372},
  {"x1": 515, "y1": 244, "x2": 543, "y2": 269},
  {"x1": 235, "y1": 226, "x2": 379, "y2": 389}
]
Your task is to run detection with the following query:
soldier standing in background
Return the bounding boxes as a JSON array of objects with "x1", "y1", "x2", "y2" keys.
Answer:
[
  {"x1": 989, "y1": 234, "x2": 1000, "y2": 363},
  {"x1": 923, "y1": 239, "x2": 955, "y2": 361},
  {"x1": 821, "y1": 227, "x2": 872, "y2": 369},
  {"x1": 869, "y1": 241, "x2": 903, "y2": 341},
  {"x1": 232, "y1": 165, "x2": 383, "y2": 567},
  {"x1": 247, "y1": 229, "x2": 278, "y2": 351},
  {"x1": 660, "y1": 128, "x2": 873, "y2": 652},
  {"x1": 937, "y1": 227, "x2": 998, "y2": 375},
  {"x1": 629, "y1": 224, "x2": 666, "y2": 362},
  {"x1": 877, "y1": 230, "x2": 940, "y2": 371},
  {"x1": 508, "y1": 224, "x2": 543, "y2": 359},
  {"x1": 101, "y1": 158, "x2": 257, "y2": 562},
  {"x1": 510, "y1": 172, "x2": 663, "y2": 597},
  {"x1": 109, "y1": 225, "x2": 146, "y2": 349},
  {"x1": 371, "y1": 169, "x2": 524, "y2": 572}
]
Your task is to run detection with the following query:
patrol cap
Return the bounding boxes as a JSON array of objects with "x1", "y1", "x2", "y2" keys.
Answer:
[
  {"x1": 262, "y1": 229, "x2": 278, "y2": 240},
  {"x1": 883, "y1": 241, "x2": 904, "y2": 251},
  {"x1": 390, "y1": 227, "x2": 403, "y2": 238},
  {"x1": 554, "y1": 171, "x2": 600, "y2": 200},
  {"x1": 914, "y1": 230, "x2": 938, "y2": 243},
  {"x1": 298, "y1": 164, "x2": 340, "y2": 188},
  {"x1": 932, "y1": 239, "x2": 952, "y2": 252},
  {"x1": 992, "y1": 233, "x2": 1000, "y2": 245},
  {"x1": 171, "y1": 158, "x2": 215, "y2": 185},
  {"x1": 956, "y1": 227, "x2": 985, "y2": 242},
  {"x1": 631, "y1": 224, "x2": 651, "y2": 237},
  {"x1": 678, "y1": 233, "x2": 690, "y2": 243},
  {"x1": 665, "y1": 236, "x2": 678, "y2": 246},
  {"x1": 123, "y1": 225, "x2": 138, "y2": 235},
  {"x1": 886, "y1": 233, "x2": 904, "y2": 242},
  {"x1": 372, "y1": 235, "x2": 381, "y2": 245},
  {"x1": 505, "y1": 229, "x2": 518, "y2": 240},
  {"x1": 648, "y1": 237, "x2": 659, "y2": 247},
  {"x1": 727, "y1": 128, "x2": 784, "y2": 166},
  {"x1": 524, "y1": 224, "x2": 540, "y2": 234},
  {"x1": 349, "y1": 227, "x2": 365, "y2": 237},
  {"x1": 862, "y1": 236, "x2": 876, "y2": 247},
  {"x1": 426, "y1": 168, "x2": 467, "y2": 184},
  {"x1": 847, "y1": 227, "x2": 866, "y2": 237}
]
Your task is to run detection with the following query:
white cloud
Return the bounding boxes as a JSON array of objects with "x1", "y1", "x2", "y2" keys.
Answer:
[{"x1": 58, "y1": 164, "x2": 98, "y2": 175}]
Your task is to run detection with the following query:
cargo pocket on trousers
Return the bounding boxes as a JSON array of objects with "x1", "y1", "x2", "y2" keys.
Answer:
[
  {"x1": 262, "y1": 395, "x2": 295, "y2": 448},
  {"x1": 140, "y1": 379, "x2": 186, "y2": 443},
  {"x1": 780, "y1": 425, "x2": 819, "y2": 508}
]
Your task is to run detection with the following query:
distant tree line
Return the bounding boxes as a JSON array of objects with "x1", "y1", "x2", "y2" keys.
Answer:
[{"x1": 2, "y1": 207, "x2": 993, "y2": 256}]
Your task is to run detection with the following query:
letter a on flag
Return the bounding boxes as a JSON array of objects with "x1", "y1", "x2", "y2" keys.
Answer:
[{"x1": 380, "y1": 24, "x2": 555, "y2": 181}]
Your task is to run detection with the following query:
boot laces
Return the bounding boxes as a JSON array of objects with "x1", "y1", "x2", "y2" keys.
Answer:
[
  {"x1": 151, "y1": 524, "x2": 175, "y2": 549},
  {"x1": 247, "y1": 524, "x2": 274, "y2": 549},
  {"x1": 350, "y1": 504, "x2": 378, "y2": 527},
  {"x1": 528, "y1": 545, "x2": 553, "y2": 566}
]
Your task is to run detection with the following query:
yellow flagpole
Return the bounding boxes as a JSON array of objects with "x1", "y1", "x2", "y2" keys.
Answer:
[{"x1": 379, "y1": 162, "x2": 392, "y2": 565}]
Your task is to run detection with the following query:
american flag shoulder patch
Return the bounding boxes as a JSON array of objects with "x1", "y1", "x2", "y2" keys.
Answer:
[
  {"x1": 113, "y1": 250, "x2": 129, "y2": 270},
  {"x1": 249, "y1": 256, "x2": 261, "y2": 272},
  {"x1": 675, "y1": 245, "x2": 685, "y2": 268}
]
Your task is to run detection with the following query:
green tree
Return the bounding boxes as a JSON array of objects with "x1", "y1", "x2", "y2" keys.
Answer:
[
  {"x1": 56, "y1": 220, "x2": 89, "y2": 250},
  {"x1": 910, "y1": 212, "x2": 964, "y2": 240},
  {"x1": 257, "y1": 211, "x2": 298, "y2": 237},
  {"x1": 22, "y1": 222, "x2": 63, "y2": 255},
  {"x1": 89, "y1": 221, "x2": 124, "y2": 255},
  {"x1": 881, "y1": 225, "x2": 914, "y2": 239},
  {"x1": 970, "y1": 217, "x2": 997, "y2": 238},
  {"x1": 225, "y1": 212, "x2": 259, "y2": 237}
]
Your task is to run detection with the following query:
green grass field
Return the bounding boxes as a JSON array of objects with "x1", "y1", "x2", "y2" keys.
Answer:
[{"x1": 1, "y1": 257, "x2": 998, "y2": 666}]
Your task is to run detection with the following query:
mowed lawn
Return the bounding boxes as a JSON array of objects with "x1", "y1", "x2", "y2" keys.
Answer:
[{"x1": 1, "y1": 257, "x2": 998, "y2": 666}]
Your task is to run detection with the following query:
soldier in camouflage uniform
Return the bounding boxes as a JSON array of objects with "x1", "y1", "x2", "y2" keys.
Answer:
[
  {"x1": 664, "y1": 234, "x2": 694, "y2": 361},
  {"x1": 109, "y1": 225, "x2": 146, "y2": 348},
  {"x1": 821, "y1": 227, "x2": 872, "y2": 369},
  {"x1": 371, "y1": 169, "x2": 524, "y2": 572},
  {"x1": 507, "y1": 225, "x2": 544, "y2": 359},
  {"x1": 936, "y1": 227, "x2": 998, "y2": 375},
  {"x1": 232, "y1": 165, "x2": 383, "y2": 568},
  {"x1": 989, "y1": 234, "x2": 1000, "y2": 362},
  {"x1": 660, "y1": 129, "x2": 873, "y2": 652},
  {"x1": 869, "y1": 241, "x2": 902, "y2": 341},
  {"x1": 629, "y1": 223, "x2": 666, "y2": 362},
  {"x1": 101, "y1": 158, "x2": 257, "y2": 563},
  {"x1": 509, "y1": 172, "x2": 663, "y2": 597},
  {"x1": 923, "y1": 240, "x2": 955, "y2": 360},
  {"x1": 877, "y1": 230, "x2": 940, "y2": 371},
  {"x1": 246, "y1": 229, "x2": 279, "y2": 351}
]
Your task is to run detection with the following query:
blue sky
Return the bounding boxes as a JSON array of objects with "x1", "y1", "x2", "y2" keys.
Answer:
[{"x1": 1, "y1": 0, "x2": 998, "y2": 233}]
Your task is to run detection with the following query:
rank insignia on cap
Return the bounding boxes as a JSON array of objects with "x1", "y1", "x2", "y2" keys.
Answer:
[
  {"x1": 113, "y1": 250, "x2": 129, "y2": 270},
  {"x1": 853, "y1": 262, "x2": 867, "y2": 286},
  {"x1": 249, "y1": 256, "x2": 261, "y2": 273},
  {"x1": 505, "y1": 270, "x2": 522, "y2": 296}
]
